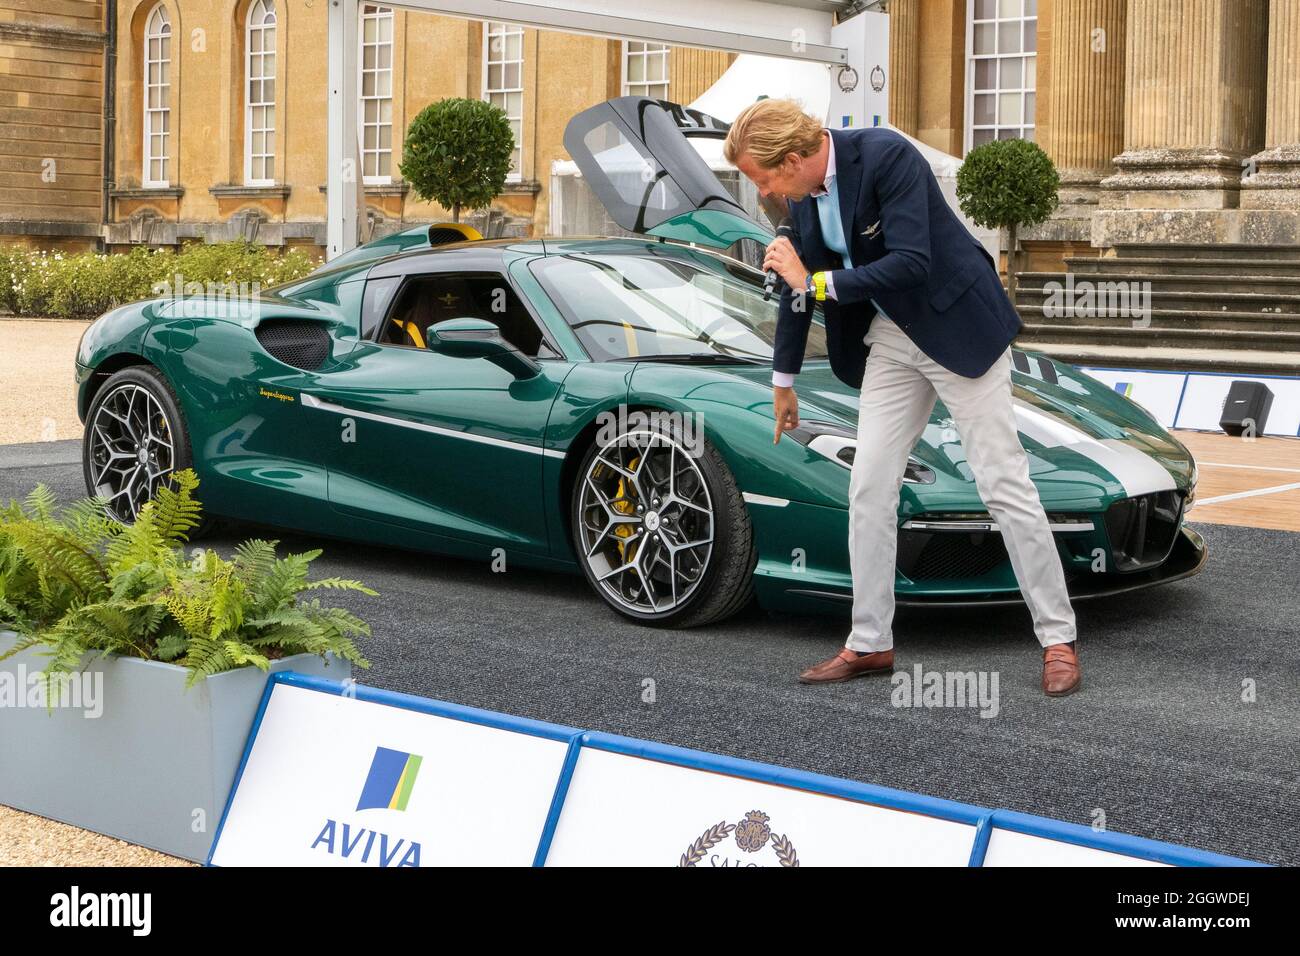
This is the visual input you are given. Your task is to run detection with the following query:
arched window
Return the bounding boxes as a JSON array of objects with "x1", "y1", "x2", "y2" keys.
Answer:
[
  {"x1": 143, "y1": 4, "x2": 171, "y2": 187},
  {"x1": 245, "y1": 0, "x2": 277, "y2": 184},
  {"x1": 359, "y1": 4, "x2": 394, "y2": 183}
]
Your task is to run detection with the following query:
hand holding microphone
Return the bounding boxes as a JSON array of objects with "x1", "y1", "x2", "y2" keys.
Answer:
[
  {"x1": 763, "y1": 217, "x2": 795, "y2": 301},
  {"x1": 763, "y1": 219, "x2": 812, "y2": 304}
]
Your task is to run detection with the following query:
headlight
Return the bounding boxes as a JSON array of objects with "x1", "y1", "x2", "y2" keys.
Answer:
[{"x1": 788, "y1": 420, "x2": 936, "y2": 484}]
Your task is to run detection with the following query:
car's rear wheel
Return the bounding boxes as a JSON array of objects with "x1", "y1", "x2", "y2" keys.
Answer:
[
  {"x1": 82, "y1": 365, "x2": 214, "y2": 537},
  {"x1": 571, "y1": 415, "x2": 756, "y2": 627}
]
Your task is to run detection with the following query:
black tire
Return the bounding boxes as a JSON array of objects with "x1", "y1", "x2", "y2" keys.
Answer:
[
  {"x1": 570, "y1": 413, "x2": 757, "y2": 628},
  {"x1": 82, "y1": 364, "x2": 217, "y2": 539}
]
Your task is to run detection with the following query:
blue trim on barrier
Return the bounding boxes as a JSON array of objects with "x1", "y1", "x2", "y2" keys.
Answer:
[
  {"x1": 984, "y1": 810, "x2": 1265, "y2": 868},
  {"x1": 967, "y1": 813, "x2": 994, "y2": 867},
  {"x1": 1076, "y1": 365, "x2": 1300, "y2": 383},
  {"x1": 271, "y1": 671, "x2": 583, "y2": 742},
  {"x1": 1173, "y1": 373, "x2": 1192, "y2": 427},
  {"x1": 578, "y1": 730, "x2": 987, "y2": 827},
  {"x1": 205, "y1": 668, "x2": 280, "y2": 866},
  {"x1": 209, "y1": 673, "x2": 1264, "y2": 867},
  {"x1": 532, "y1": 733, "x2": 585, "y2": 867}
]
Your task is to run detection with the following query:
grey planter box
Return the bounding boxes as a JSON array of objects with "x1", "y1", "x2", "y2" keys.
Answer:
[{"x1": 0, "y1": 630, "x2": 349, "y2": 862}]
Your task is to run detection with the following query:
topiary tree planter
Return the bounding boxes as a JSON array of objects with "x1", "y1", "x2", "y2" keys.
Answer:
[
  {"x1": 0, "y1": 631, "x2": 348, "y2": 862},
  {"x1": 955, "y1": 138, "x2": 1060, "y2": 302},
  {"x1": 399, "y1": 97, "x2": 515, "y2": 223}
]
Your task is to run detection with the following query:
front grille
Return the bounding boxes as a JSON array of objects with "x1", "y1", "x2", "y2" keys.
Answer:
[
  {"x1": 1104, "y1": 491, "x2": 1184, "y2": 572},
  {"x1": 897, "y1": 529, "x2": 1009, "y2": 581}
]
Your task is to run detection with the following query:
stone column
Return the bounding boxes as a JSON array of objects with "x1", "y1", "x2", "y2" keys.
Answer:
[
  {"x1": 1100, "y1": 0, "x2": 1269, "y2": 212},
  {"x1": 1041, "y1": 0, "x2": 1127, "y2": 235},
  {"x1": 1241, "y1": 0, "x2": 1300, "y2": 209},
  {"x1": 1046, "y1": 2, "x2": 1127, "y2": 196},
  {"x1": 888, "y1": 0, "x2": 922, "y2": 136}
]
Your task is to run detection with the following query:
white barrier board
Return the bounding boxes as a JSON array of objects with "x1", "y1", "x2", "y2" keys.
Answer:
[
  {"x1": 1076, "y1": 368, "x2": 1189, "y2": 428},
  {"x1": 984, "y1": 828, "x2": 1169, "y2": 867},
  {"x1": 544, "y1": 747, "x2": 976, "y2": 866},
  {"x1": 209, "y1": 683, "x2": 569, "y2": 866},
  {"x1": 1175, "y1": 373, "x2": 1300, "y2": 436},
  {"x1": 1078, "y1": 367, "x2": 1300, "y2": 437}
]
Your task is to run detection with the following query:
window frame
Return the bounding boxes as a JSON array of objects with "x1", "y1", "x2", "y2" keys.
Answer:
[
  {"x1": 244, "y1": 0, "x2": 278, "y2": 187},
  {"x1": 142, "y1": 3, "x2": 172, "y2": 188},
  {"x1": 367, "y1": 268, "x2": 561, "y2": 360},
  {"x1": 481, "y1": 21, "x2": 524, "y2": 184},
  {"x1": 964, "y1": 0, "x2": 1038, "y2": 154},
  {"x1": 359, "y1": 4, "x2": 394, "y2": 185},
  {"x1": 621, "y1": 40, "x2": 670, "y2": 100}
]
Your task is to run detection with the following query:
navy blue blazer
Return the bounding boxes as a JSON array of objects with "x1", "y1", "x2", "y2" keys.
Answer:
[{"x1": 774, "y1": 127, "x2": 1022, "y2": 389}]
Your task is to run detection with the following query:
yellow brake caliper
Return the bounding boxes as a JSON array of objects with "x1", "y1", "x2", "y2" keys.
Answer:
[{"x1": 611, "y1": 455, "x2": 641, "y2": 563}]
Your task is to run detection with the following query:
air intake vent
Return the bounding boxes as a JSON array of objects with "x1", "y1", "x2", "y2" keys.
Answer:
[
  {"x1": 255, "y1": 320, "x2": 330, "y2": 370},
  {"x1": 1104, "y1": 490, "x2": 1183, "y2": 572},
  {"x1": 428, "y1": 226, "x2": 473, "y2": 246}
]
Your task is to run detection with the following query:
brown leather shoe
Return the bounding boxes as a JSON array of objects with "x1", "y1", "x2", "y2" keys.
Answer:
[
  {"x1": 1042, "y1": 641, "x2": 1081, "y2": 696},
  {"x1": 798, "y1": 647, "x2": 895, "y2": 684}
]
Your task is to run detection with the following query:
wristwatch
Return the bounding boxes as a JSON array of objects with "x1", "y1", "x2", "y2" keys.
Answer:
[{"x1": 812, "y1": 271, "x2": 828, "y2": 301}]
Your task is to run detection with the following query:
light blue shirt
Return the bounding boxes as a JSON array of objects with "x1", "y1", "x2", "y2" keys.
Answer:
[{"x1": 773, "y1": 129, "x2": 889, "y2": 387}]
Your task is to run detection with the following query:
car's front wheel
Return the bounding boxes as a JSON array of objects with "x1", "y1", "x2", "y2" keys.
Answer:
[
  {"x1": 82, "y1": 364, "x2": 213, "y2": 536},
  {"x1": 571, "y1": 415, "x2": 756, "y2": 627}
]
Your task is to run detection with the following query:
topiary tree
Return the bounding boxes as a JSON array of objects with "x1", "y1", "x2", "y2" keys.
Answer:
[
  {"x1": 955, "y1": 138, "x2": 1060, "y2": 301},
  {"x1": 399, "y1": 97, "x2": 515, "y2": 223}
]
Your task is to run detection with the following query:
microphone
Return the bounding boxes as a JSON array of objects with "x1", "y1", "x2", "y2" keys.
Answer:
[{"x1": 763, "y1": 217, "x2": 794, "y2": 301}]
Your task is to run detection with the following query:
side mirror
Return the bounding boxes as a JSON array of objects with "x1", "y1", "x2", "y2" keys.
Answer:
[{"x1": 425, "y1": 317, "x2": 540, "y2": 379}]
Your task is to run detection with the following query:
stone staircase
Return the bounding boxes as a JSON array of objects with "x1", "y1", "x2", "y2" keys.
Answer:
[{"x1": 1012, "y1": 244, "x2": 1300, "y2": 374}]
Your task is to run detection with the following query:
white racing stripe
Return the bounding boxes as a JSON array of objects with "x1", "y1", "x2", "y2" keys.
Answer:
[{"x1": 1011, "y1": 400, "x2": 1178, "y2": 497}]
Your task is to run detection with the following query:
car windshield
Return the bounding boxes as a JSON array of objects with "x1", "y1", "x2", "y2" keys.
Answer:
[{"x1": 528, "y1": 247, "x2": 830, "y2": 364}]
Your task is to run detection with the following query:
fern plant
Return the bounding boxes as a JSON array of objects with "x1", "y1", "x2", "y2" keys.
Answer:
[
  {"x1": 0, "y1": 469, "x2": 377, "y2": 688},
  {"x1": 0, "y1": 484, "x2": 119, "y2": 634}
]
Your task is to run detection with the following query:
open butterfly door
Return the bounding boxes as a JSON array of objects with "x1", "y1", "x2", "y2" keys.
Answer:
[{"x1": 562, "y1": 96, "x2": 776, "y2": 250}]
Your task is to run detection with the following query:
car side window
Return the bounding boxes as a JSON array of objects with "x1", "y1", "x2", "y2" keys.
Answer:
[
  {"x1": 360, "y1": 276, "x2": 401, "y2": 341},
  {"x1": 376, "y1": 271, "x2": 556, "y2": 358}
]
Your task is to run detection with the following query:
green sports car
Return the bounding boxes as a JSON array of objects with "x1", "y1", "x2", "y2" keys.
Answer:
[{"x1": 74, "y1": 97, "x2": 1205, "y2": 627}]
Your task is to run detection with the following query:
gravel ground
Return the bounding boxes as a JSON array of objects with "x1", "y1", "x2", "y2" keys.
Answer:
[
  {"x1": 0, "y1": 805, "x2": 191, "y2": 867},
  {"x1": 0, "y1": 318, "x2": 90, "y2": 446}
]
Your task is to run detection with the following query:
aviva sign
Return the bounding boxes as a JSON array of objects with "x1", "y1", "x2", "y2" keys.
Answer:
[{"x1": 357, "y1": 747, "x2": 423, "y2": 812}]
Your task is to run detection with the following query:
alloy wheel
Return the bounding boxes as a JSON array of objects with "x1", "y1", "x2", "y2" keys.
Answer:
[
  {"x1": 577, "y1": 429, "x2": 716, "y2": 615},
  {"x1": 86, "y1": 383, "x2": 177, "y2": 522}
]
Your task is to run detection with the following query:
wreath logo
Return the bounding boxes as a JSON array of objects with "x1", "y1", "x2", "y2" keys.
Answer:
[{"x1": 678, "y1": 810, "x2": 800, "y2": 867}]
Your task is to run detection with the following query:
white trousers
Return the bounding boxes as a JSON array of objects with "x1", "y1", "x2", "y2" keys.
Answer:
[{"x1": 845, "y1": 317, "x2": 1078, "y2": 652}]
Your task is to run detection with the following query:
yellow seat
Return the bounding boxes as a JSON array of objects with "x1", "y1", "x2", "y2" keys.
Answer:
[{"x1": 389, "y1": 318, "x2": 426, "y2": 349}]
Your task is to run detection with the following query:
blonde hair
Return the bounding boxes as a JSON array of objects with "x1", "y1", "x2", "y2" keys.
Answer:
[{"x1": 723, "y1": 98, "x2": 824, "y2": 169}]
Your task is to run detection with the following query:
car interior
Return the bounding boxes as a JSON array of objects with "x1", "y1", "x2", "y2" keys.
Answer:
[{"x1": 378, "y1": 272, "x2": 555, "y2": 357}]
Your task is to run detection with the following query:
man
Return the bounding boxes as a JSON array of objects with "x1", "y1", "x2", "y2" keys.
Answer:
[{"x1": 723, "y1": 99, "x2": 1081, "y2": 696}]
